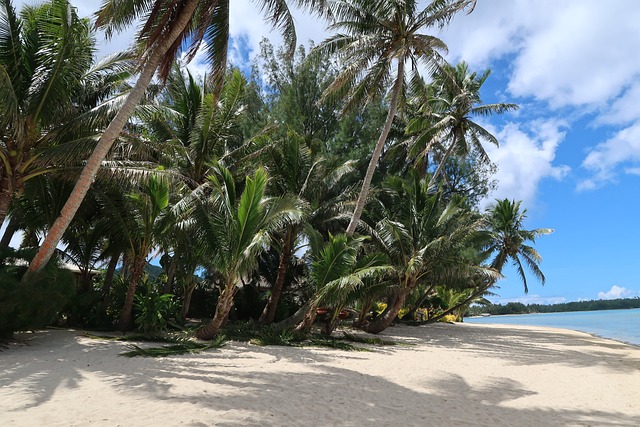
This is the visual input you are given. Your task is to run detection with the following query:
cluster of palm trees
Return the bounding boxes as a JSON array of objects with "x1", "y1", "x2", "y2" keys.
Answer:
[{"x1": 1, "y1": 0, "x2": 552, "y2": 338}]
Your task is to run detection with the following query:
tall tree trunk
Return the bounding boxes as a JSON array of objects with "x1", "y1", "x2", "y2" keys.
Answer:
[
  {"x1": 164, "y1": 256, "x2": 178, "y2": 294},
  {"x1": 364, "y1": 291, "x2": 408, "y2": 334},
  {"x1": 181, "y1": 278, "x2": 196, "y2": 319},
  {"x1": 321, "y1": 307, "x2": 343, "y2": 336},
  {"x1": 428, "y1": 130, "x2": 463, "y2": 188},
  {"x1": 259, "y1": 230, "x2": 294, "y2": 324},
  {"x1": 0, "y1": 176, "x2": 14, "y2": 227},
  {"x1": 118, "y1": 255, "x2": 146, "y2": 331},
  {"x1": 26, "y1": 0, "x2": 201, "y2": 275},
  {"x1": 295, "y1": 299, "x2": 319, "y2": 334},
  {"x1": 101, "y1": 252, "x2": 120, "y2": 295},
  {"x1": 346, "y1": 60, "x2": 405, "y2": 236},
  {"x1": 404, "y1": 284, "x2": 436, "y2": 320},
  {"x1": 275, "y1": 299, "x2": 312, "y2": 330},
  {"x1": 0, "y1": 216, "x2": 19, "y2": 248},
  {"x1": 195, "y1": 280, "x2": 237, "y2": 340}
]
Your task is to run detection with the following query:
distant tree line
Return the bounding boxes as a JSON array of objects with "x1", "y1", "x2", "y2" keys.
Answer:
[{"x1": 466, "y1": 298, "x2": 640, "y2": 316}]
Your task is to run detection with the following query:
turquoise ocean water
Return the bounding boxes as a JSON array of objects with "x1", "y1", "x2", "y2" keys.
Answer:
[{"x1": 465, "y1": 308, "x2": 640, "y2": 346}]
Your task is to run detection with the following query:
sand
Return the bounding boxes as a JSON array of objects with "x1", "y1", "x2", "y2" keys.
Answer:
[{"x1": 1, "y1": 323, "x2": 639, "y2": 426}]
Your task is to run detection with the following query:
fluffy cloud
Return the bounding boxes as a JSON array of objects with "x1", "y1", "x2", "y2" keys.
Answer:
[
  {"x1": 597, "y1": 285, "x2": 636, "y2": 300},
  {"x1": 480, "y1": 120, "x2": 570, "y2": 208},
  {"x1": 578, "y1": 122, "x2": 640, "y2": 190},
  {"x1": 445, "y1": 0, "x2": 640, "y2": 109}
]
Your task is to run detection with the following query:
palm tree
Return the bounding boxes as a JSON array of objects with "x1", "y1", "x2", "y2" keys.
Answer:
[
  {"x1": 194, "y1": 166, "x2": 300, "y2": 340},
  {"x1": 28, "y1": 0, "x2": 331, "y2": 274},
  {"x1": 483, "y1": 199, "x2": 553, "y2": 293},
  {"x1": 0, "y1": 0, "x2": 131, "y2": 226},
  {"x1": 313, "y1": 0, "x2": 476, "y2": 235},
  {"x1": 363, "y1": 172, "x2": 486, "y2": 333},
  {"x1": 295, "y1": 231, "x2": 390, "y2": 334},
  {"x1": 406, "y1": 61, "x2": 517, "y2": 187},
  {"x1": 258, "y1": 132, "x2": 353, "y2": 324},
  {"x1": 118, "y1": 176, "x2": 170, "y2": 330}
]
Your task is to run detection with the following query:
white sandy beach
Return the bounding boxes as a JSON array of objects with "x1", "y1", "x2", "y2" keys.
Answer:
[{"x1": 1, "y1": 323, "x2": 639, "y2": 426}]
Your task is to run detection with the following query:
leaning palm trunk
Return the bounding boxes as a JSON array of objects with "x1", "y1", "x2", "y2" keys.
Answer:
[
  {"x1": 101, "y1": 252, "x2": 120, "y2": 295},
  {"x1": 27, "y1": 0, "x2": 201, "y2": 274},
  {"x1": 295, "y1": 299, "x2": 319, "y2": 334},
  {"x1": 0, "y1": 216, "x2": 19, "y2": 248},
  {"x1": 181, "y1": 277, "x2": 197, "y2": 319},
  {"x1": 196, "y1": 280, "x2": 238, "y2": 340},
  {"x1": 365, "y1": 277, "x2": 415, "y2": 334},
  {"x1": 119, "y1": 255, "x2": 147, "y2": 331},
  {"x1": 259, "y1": 231, "x2": 294, "y2": 324},
  {"x1": 0, "y1": 178, "x2": 14, "y2": 227},
  {"x1": 346, "y1": 60, "x2": 405, "y2": 236},
  {"x1": 428, "y1": 284, "x2": 489, "y2": 323}
]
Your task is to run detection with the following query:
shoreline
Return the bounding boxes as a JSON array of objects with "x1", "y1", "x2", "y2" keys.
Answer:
[{"x1": 2, "y1": 323, "x2": 639, "y2": 426}]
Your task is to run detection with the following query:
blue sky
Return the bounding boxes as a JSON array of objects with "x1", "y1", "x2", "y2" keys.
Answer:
[{"x1": 11, "y1": 0, "x2": 640, "y2": 304}]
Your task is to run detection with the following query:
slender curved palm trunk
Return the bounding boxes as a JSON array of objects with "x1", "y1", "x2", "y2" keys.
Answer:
[
  {"x1": 101, "y1": 252, "x2": 120, "y2": 295},
  {"x1": 163, "y1": 256, "x2": 178, "y2": 294},
  {"x1": 295, "y1": 299, "x2": 319, "y2": 333},
  {"x1": 259, "y1": 230, "x2": 294, "y2": 324},
  {"x1": 119, "y1": 254, "x2": 146, "y2": 331},
  {"x1": 346, "y1": 60, "x2": 405, "y2": 236},
  {"x1": 0, "y1": 177, "x2": 16, "y2": 227},
  {"x1": 427, "y1": 134, "x2": 461, "y2": 188},
  {"x1": 365, "y1": 276, "x2": 415, "y2": 334},
  {"x1": 0, "y1": 216, "x2": 19, "y2": 248},
  {"x1": 26, "y1": 0, "x2": 201, "y2": 275},
  {"x1": 196, "y1": 279, "x2": 237, "y2": 340},
  {"x1": 181, "y1": 277, "x2": 196, "y2": 319}
]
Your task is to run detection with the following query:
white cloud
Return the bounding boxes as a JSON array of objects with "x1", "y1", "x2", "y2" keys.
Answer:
[
  {"x1": 481, "y1": 120, "x2": 570, "y2": 208},
  {"x1": 445, "y1": 0, "x2": 640, "y2": 109},
  {"x1": 578, "y1": 122, "x2": 640, "y2": 190},
  {"x1": 597, "y1": 285, "x2": 636, "y2": 300}
]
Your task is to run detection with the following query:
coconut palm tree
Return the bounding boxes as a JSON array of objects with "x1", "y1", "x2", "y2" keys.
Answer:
[
  {"x1": 295, "y1": 231, "x2": 390, "y2": 335},
  {"x1": 28, "y1": 0, "x2": 331, "y2": 274},
  {"x1": 405, "y1": 61, "x2": 517, "y2": 187},
  {"x1": 426, "y1": 199, "x2": 552, "y2": 323},
  {"x1": 193, "y1": 165, "x2": 301, "y2": 339},
  {"x1": 313, "y1": 0, "x2": 476, "y2": 236},
  {"x1": 363, "y1": 172, "x2": 487, "y2": 333},
  {"x1": 483, "y1": 199, "x2": 553, "y2": 293},
  {"x1": 258, "y1": 132, "x2": 354, "y2": 324},
  {"x1": 0, "y1": 0, "x2": 131, "y2": 226}
]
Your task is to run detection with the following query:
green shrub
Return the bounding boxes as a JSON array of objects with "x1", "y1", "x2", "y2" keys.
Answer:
[
  {"x1": 133, "y1": 278, "x2": 178, "y2": 333},
  {"x1": 0, "y1": 248, "x2": 74, "y2": 338}
]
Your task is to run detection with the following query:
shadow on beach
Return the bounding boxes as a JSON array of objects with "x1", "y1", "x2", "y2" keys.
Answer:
[{"x1": 0, "y1": 326, "x2": 638, "y2": 426}]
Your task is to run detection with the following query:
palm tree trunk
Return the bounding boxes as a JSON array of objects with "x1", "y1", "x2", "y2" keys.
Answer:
[
  {"x1": 295, "y1": 299, "x2": 319, "y2": 333},
  {"x1": 1, "y1": 216, "x2": 19, "y2": 248},
  {"x1": 101, "y1": 252, "x2": 120, "y2": 295},
  {"x1": 275, "y1": 299, "x2": 312, "y2": 330},
  {"x1": 428, "y1": 284, "x2": 490, "y2": 323},
  {"x1": 428, "y1": 137, "x2": 459, "y2": 188},
  {"x1": 164, "y1": 256, "x2": 178, "y2": 294},
  {"x1": 259, "y1": 231, "x2": 293, "y2": 324},
  {"x1": 195, "y1": 280, "x2": 237, "y2": 340},
  {"x1": 364, "y1": 291, "x2": 408, "y2": 334},
  {"x1": 0, "y1": 177, "x2": 14, "y2": 227},
  {"x1": 118, "y1": 255, "x2": 146, "y2": 331},
  {"x1": 181, "y1": 278, "x2": 196, "y2": 319},
  {"x1": 346, "y1": 60, "x2": 405, "y2": 236},
  {"x1": 26, "y1": 0, "x2": 201, "y2": 275},
  {"x1": 404, "y1": 284, "x2": 436, "y2": 320}
]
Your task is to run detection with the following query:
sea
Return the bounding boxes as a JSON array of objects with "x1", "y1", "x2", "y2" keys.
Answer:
[{"x1": 465, "y1": 308, "x2": 640, "y2": 346}]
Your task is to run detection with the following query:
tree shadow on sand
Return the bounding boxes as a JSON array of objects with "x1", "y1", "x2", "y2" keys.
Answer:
[{"x1": 1, "y1": 328, "x2": 639, "y2": 426}]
